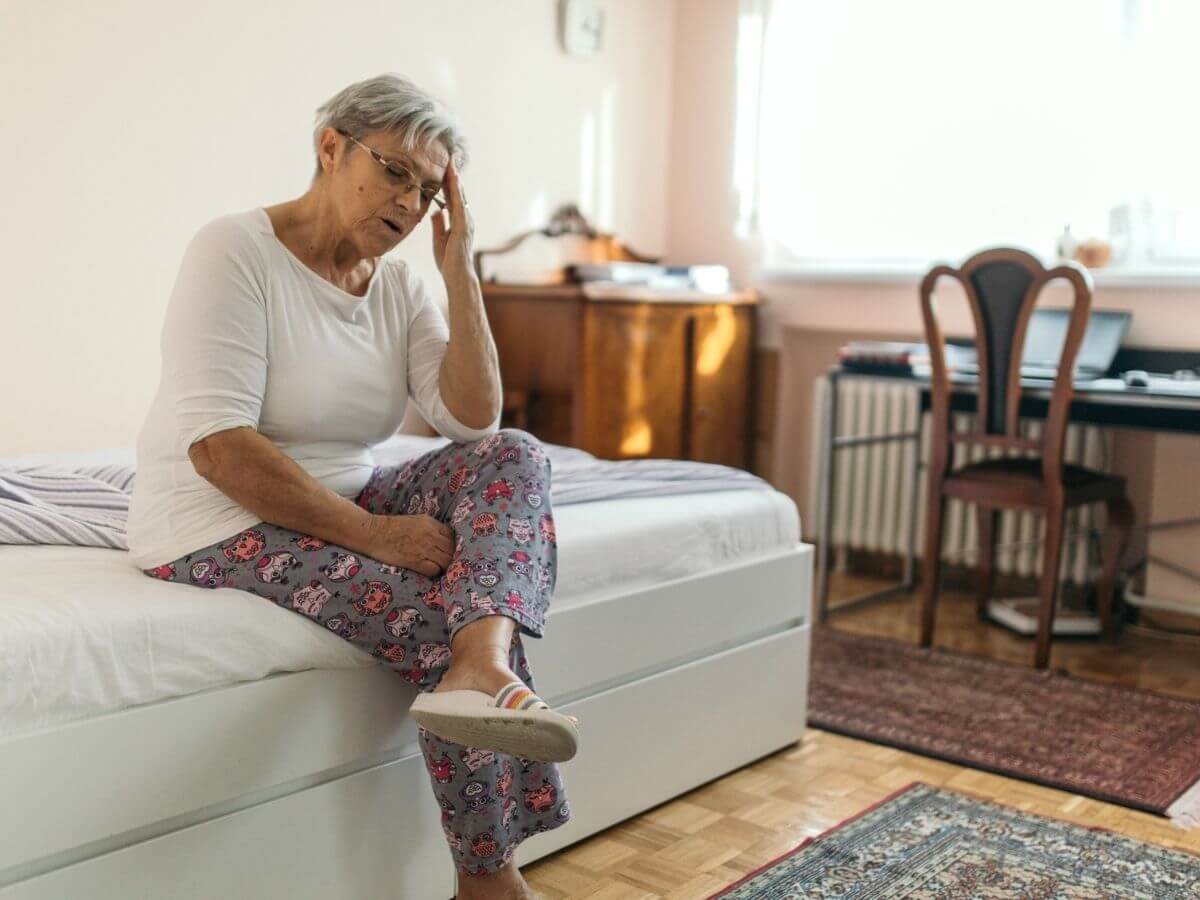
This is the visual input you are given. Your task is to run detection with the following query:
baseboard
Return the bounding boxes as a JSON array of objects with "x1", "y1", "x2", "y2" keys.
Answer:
[
  {"x1": 1125, "y1": 591, "x2": 1200, "y2": 619},
  {"x1": 841, "y1": 547, "x2": 1100, "y2": 601}
]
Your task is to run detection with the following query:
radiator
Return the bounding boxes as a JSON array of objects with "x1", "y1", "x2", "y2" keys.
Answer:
[{"x1": 810, "y1": 376, "x2": 1111, "y2": 586}]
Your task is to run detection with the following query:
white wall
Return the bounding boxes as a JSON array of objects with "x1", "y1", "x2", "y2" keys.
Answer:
[{"x1": 1, "y1": 0, "x2": 676, "y2": 454}]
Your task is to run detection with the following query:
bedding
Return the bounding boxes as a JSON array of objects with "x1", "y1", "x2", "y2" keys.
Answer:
[
  {"x1": 0, "y1": 436, "x2": 773, "y2": 550},
  {"x1": 0, "y1": 487, "x2": 800, "y2": 740},
  {"x1": 0, "y1": 436, "x2": 799, "y2": 740}
]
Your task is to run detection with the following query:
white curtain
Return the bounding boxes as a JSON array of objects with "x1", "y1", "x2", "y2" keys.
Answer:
[{"x1": 735, "y1": 0, "x2": 1200, "y2": 268}]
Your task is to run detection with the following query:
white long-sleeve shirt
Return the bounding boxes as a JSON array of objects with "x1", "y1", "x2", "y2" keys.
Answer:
[{"x1": 126, "y1": 208, "x2": 499, "y2": 569}]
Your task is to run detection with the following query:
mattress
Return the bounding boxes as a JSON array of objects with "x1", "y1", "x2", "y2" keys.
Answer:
[{"x1": 0, "y1": 440, "x2": 800, "y2": 741}]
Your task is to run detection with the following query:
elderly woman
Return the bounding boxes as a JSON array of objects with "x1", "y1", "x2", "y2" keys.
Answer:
[{"x1": 126, "y1": 73, "x2": 576, "y2": 898}]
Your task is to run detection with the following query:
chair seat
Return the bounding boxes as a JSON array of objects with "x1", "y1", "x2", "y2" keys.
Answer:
[{"x1": 942, "y1": 457, "x2": 1125, "y2": 509}]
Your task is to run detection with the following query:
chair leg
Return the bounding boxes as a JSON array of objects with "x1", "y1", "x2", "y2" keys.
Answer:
[
  {"x1": 1035, "y1": 506, "x2": 1067, "y2": 670},
  {"x1": 975, "y1": 506, "x2": 999, "y2": 622},
  {"x1": 918, "y1": 486, "x2": 947, "y2": 648},
  {"x1": 1097, "y1": 495, "x2": 1135, "y2": 640}
]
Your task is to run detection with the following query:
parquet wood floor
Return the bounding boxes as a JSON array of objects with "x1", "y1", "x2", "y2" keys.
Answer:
[{"x1": 523, "y1": 575, "x2": 1200, "y2": 899}]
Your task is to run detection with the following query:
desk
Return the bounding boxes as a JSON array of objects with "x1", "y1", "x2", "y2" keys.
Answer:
[{"x1": 814, "y1": 364, "x2": 1200, "y2": 621}]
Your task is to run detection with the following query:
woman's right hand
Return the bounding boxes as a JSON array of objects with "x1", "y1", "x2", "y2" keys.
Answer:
[{"x1": 365, "y1": 514, "x2": 455, "y2": 578}]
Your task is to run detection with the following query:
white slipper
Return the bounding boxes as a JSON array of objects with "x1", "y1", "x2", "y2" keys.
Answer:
[{"x1": 410, "y1": 681, "x2": 580, "y2": 763}]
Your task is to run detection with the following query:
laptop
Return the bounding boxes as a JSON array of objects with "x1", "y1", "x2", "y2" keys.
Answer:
[{"x1": 956, "y1": 309, "x2": 1131, "y2": 382}]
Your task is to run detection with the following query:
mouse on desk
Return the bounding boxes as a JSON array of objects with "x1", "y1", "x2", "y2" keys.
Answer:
[{"x1": 1122, "y1": 370, "x2": 1150, "y2": 388}]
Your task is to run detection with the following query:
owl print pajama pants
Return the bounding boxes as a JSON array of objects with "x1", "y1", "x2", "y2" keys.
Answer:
[{"x1": 140, "y1": 428, "x2": 570, "y2": 875}]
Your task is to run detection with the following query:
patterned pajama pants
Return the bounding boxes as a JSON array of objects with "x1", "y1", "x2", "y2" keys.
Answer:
[{"x1": 140, "y1": 428, "x2": 570, "y2": 875}]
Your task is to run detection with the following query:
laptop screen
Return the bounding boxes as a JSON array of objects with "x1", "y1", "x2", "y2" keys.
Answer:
[{"x1": 1021, "y1": 309, "x2": 1131, "y2": 373}]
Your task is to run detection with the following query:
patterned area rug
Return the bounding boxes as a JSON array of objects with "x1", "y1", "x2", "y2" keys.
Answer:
[
  {"x1": 710, "y1": 783, "x2": 1200, "y2": 898},
  {"x1": 808, "y1": 628, "x2": 1200, "y2": 822}
]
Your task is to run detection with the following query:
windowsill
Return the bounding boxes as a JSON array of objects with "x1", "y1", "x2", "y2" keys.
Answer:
[{"x1": 760, "y1": 261, "x2": 1200, "y2": 289}]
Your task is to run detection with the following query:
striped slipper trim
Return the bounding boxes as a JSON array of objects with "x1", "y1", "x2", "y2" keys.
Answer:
[{"x1": 494, "y1": 681, "x2": 549, "y2": 712}]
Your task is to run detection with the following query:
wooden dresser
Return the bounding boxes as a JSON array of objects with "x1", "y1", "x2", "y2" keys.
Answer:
[{"x1": 481, "y1": 282, "x2": 760, "y2": 468}]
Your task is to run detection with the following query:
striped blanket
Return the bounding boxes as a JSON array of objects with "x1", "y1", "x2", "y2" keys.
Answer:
[
  {"x1": 0, "y1": 465, "x2": 135, "y2": 550},
  {"x1": 0, "y1": 448, "x2": 773, "y2": 552}
]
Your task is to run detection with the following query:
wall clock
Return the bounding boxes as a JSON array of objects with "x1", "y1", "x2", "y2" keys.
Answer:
[{"x1": 560, "y1": 0, "x2": 606, "y2": 57}]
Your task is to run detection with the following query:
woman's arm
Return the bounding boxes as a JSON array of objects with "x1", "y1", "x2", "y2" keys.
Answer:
[
  {"x1": 431, "y1": 158, "x2": 502, "y2": 430},
  {"x1": 439, "y1": 268, "x2": 501, "y2": 429},
  {"x1": 189, "y1": 426, "x2": 376, "y2": 552},
  {"x1": 189, "y1": 428, "x2": 454, "y2": 576}
]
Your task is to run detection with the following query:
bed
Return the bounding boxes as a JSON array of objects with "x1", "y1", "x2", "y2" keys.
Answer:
[{"x1": 0, "y1": 436, "x2": 812, "y2": 900}]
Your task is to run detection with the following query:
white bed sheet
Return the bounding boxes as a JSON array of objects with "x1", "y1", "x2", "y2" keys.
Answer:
[{"x1": 0, "y1": 442, "x2": 800, "y2": 741}]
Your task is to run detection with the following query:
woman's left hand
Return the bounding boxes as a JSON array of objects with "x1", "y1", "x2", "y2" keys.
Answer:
[{"x1": 431, "y1": 157, "x2": 475, "y2": 283}]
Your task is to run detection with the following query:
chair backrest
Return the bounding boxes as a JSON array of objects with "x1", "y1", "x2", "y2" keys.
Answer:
[{"x1": 919, "y1": 247, "x2": 1093, "y2": 486}]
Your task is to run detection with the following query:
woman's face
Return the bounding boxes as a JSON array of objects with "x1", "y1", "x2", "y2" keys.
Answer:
[{"x1": 321, "y1": 127, "x2": 449, "y2": 255}]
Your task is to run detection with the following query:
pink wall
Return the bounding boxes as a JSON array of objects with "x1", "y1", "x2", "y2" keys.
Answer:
[{"x1": 755, "y1": 280, "x2": 1200, "y2": 350}]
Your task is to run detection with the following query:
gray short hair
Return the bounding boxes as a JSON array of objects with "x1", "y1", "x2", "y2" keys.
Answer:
[{"x1": 311, "y1": 73, "x2": 468, "y2": 179}]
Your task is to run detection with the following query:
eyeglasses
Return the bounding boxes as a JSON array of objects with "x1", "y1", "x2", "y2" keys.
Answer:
[{"x1": 336, "y1": 129, "x2": 446, "y2": 211}]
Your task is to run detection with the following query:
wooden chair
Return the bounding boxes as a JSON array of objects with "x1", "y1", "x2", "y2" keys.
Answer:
[{"x1": 917, "y1": 248, "x2": 1135, "y2": 669}]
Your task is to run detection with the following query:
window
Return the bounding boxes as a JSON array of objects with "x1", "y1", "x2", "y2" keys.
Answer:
[{"x1": 735, "y1": 0, "x2": 1200, "y2": 274}]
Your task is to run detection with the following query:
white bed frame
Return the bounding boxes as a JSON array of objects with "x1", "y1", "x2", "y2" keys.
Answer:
[{"x1": 0, "y1": 544, "x2": 812, "y2": 900}]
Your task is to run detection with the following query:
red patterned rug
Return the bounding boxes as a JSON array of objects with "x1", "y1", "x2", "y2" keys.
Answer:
[
  {"x1": 709, "y1": 783, "x2": 1200, "y2": 898},
  {"x1": 808, "y1": 627, "x2": 1200, "y2": 822}
]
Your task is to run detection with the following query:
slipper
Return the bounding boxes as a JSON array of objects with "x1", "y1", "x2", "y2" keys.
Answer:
[{"x1": 410, "y1": 681, "x2": 580, "y2": 763}]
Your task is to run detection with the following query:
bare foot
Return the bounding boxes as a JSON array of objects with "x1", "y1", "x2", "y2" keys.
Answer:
[
  {"x1": 437, "y1": 616, "x2": 524, "y2": 698},
  {"x1": 435, "y1": 658, "x2": 520, "y2": 697},
  {"x1": 433, "y1": 618, "x2": 578, "y2": 727},
  {"x1": 455, "y1": 860, "x2": 540, "y2": 900}
]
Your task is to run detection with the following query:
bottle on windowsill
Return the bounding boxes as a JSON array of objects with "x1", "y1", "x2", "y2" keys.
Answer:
[{"x1": 1056, "y1": 225, "x2": 1078, "y2": 261}]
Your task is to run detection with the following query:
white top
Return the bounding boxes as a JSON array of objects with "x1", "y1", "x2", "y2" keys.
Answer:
[{"x1": 126, "y1": 208, "x2": 499, "y2": 569}]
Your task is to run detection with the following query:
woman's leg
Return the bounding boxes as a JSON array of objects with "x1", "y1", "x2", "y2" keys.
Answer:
[
  {"x1": 141, "y1": 428, "x2": 568, "y2": 876},
  {"x1": 358, "y1": 428, "x2": 570, "y2": 876},
  {"x1": 358, "y1": 428, "x2": 558, "y2": 644}
]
